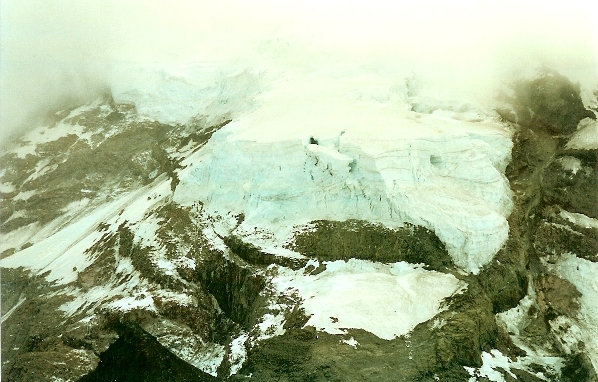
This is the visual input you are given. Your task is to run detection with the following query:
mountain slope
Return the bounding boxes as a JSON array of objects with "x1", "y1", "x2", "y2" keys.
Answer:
[{"x1": 1, "y1": 70, "x2": 597, "y2": 381}]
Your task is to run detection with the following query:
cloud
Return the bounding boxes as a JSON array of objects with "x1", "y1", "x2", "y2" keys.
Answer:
[{"x1": 1, "y1": 0, "x2": 597, "y2": 142}]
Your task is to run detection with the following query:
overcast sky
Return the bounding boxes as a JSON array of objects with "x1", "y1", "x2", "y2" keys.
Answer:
[{"x1": 1, "y1": 0, "x2": 597, "y2": 141}]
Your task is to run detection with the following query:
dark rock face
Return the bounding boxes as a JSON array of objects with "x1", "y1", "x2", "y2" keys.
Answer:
[
  {"x1": 496, "y1": 74, "x2": 598, "y2": 380},
  {"x1": 78, "y1": 324, "x2": 217, "y2": 382},
  {"x1": 1, "y1": 268, "x2": 110, "y2": 382},
  {"x1": 234, "y1": 327, "x2": 328, "y2": 381},
  {"x1": 507, "y1": 71, "x2": 595, "y2": 134},
  {"x1": 196, "y1": 248, "x2": 265, "y2": 328},
  {"x1": 535, "y1": 275, "x2": 581, "y2": 319},
  {"x1": 561, "y1": 353, "x2": 598, "y2": 382},
  {"x1": 542, "y1": 154, "x2": 598, "y2": 218},
  {"x1": 477, "y1": 221, "x2": 528, "y2": 314},
  {"x1": 534, "y1": 216, "x2": 598, "y2": 262},
  {"x1": 291, "y1": 220, "x2": 454, "y2": 271}
]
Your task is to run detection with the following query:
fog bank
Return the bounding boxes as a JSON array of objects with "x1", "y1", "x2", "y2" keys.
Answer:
[{"x1": 1, "y1": 0, "x2": 597, "y2": 141}]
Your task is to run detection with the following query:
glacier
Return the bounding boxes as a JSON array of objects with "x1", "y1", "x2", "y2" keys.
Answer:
[
  {"x1": 0, "y1": 64, "x2": 517, "y2": 373},
  {"x1": 172, "y1": 69, "x2": 514, "y2": 273},
  {"x1": 1, "y1": 1, "x2": 597, "y2": 379}
]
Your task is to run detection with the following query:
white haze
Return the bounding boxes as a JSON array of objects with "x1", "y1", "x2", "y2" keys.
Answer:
[{"x1": 1, "y1": 0, "x2": 597, "y2": 142}]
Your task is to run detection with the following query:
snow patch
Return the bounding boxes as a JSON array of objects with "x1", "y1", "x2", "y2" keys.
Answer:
[
  {"x1": 171, "y1": 256, "x2": 196, "y2": 270},
  {"x1": 108, "y1": 293, "x2": 156, "y2": 312},
  {"x1": 551, "y1": 254, "x2": 598, "y2": 372},
  {"x1": 272, "y1": 259, "x2": 465, "y2": 340},
  {"x1": 229, "y1": 332, "x2": 249, "y2": 376},
  {"x1": 128, "y1": 215, "x2": 161, "y2": 247},
  {"x1": 154, "y1": 257, "x2": 178, "y2": 276},
  {"x1": 194, "y1": 343, "x2": 225, "y2": 377},
  {"x1": 465, "y1": 349, "x2": 516, "y2": 382},
  {"x1": 13, "y1": 190, "x2": 36, "y2": 201},
  {"x1": 559, "y1": 209, "x2": 598, "y2": 230},
  {"x1": 341, "y1": 337, "x2": 359, "y2": 349},
  {"x1": 496, "y1": 286, "x2": 565, "y2": 380},
  {"x1": 567, "y1": 118, "x2": 598, "y2": 150},
  {"x1": 57, "y1": 268, "x2": 152, "y2": 317},
  {"x1": 0, "y1": 182, "x2": 15, "y2": 193},
  {"x1": 153, "y1": 322, "x2": 224, "y2": 376},
  {"x1": 557, "y1": 156, "x2": 582, "y2": 175},
  {"x1": 255, "y1": 313, "x2": 286, "y2": 342}
]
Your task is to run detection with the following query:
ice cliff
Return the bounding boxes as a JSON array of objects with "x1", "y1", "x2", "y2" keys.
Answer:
[{"x1": 172, "y1": 70, "x2": 514, "y2": 273}]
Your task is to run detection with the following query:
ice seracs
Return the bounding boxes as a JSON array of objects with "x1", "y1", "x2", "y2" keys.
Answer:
[
  {"x1": 110, "y1": 63, "x2": 261, "y2": 127},
  {"x1": 175, "y1": 70, "x2": 513, "y2": 273}
]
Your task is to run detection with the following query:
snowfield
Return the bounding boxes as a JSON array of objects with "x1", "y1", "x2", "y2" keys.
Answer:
[
  {"x1": 273, "y1": 259, "x2": 465, "y2": 340},
  {"x1": 552, "y1": 254, "x2": 598, "y2": 372}
]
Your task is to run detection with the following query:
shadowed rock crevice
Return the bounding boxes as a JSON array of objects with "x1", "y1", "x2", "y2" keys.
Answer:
[
  {"x1": 77, "y1": 324, "x2": 217, "y2": 382},
  {"x1": 195, "y1": 248, "x2": 266, "y2": 329}
]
